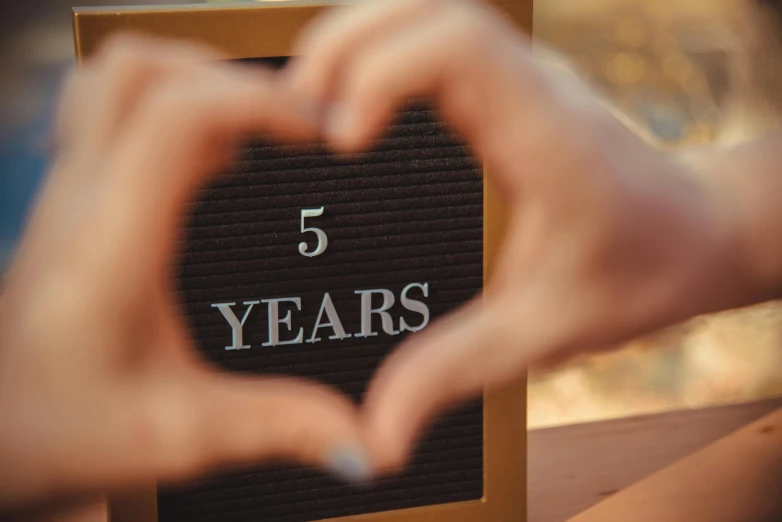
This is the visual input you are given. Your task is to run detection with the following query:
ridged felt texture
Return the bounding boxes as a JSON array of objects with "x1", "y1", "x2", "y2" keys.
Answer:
[{"x1": 159, "y1": 83, "x2": 484, "y2": 520}]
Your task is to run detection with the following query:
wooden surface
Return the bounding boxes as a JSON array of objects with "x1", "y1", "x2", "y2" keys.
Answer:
[
  {"x1": 24, "y1": 398, "x2": 782, "y2": 522},
  {"x1": 528, "y1": 398, "x2": 782, "y2": 522},
  {"x1": 572, "y1": 404, "x2": 782, "y2": 522}
]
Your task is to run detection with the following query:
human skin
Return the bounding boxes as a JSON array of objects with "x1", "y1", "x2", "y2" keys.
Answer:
[
  {"x1": 0, "y1": 36, "x2": 370, "y2": 513},
  {"x1": 3, "y1": 0, "x2": 782, "y2": 513},
  {"x1": 287, "y1": 0, "x2": 782, "y2": 471}
]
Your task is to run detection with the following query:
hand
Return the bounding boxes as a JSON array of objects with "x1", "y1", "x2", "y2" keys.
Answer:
[
  {"x1": 0, "y1": 35, "x2": 369, "y2": 511},
  {"x1": 288, "y1": 0, "x2": 751, "y2": 470}
]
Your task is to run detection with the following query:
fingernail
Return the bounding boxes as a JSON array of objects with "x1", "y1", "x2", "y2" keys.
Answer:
[{"x1": 324, "y1": 445, "x2": 373, "y2": 485}]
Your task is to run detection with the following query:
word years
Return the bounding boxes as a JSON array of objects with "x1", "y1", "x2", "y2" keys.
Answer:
[{"x1": 211, "y1": 283, "x2": 430, "y2": 350}]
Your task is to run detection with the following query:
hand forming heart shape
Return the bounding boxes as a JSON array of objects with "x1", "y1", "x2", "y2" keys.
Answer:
[{"x1": 0, "y1": 0, "x2": 754, "y2": 513}]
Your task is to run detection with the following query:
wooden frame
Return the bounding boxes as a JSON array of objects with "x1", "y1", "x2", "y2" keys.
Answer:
[{"x1": 72, "y1": 2, "x2": 533, "y2": 522}]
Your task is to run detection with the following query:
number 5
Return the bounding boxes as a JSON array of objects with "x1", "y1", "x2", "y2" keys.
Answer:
[{"x1": 299, "y1": 207, "x2": 328, "y2": 257}]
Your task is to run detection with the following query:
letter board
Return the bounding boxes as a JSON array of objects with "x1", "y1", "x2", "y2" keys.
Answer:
[{"x1": 73, "y1": 2, "x2": 530, "y2": 521}]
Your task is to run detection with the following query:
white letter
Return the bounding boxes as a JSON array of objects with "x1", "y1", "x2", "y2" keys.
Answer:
[
  {"x1": 354, "y1": 289, "x2": 399, "y2": 337},
  {"x1": 299, "y1": 207, "x2": 328, "y2": 257},
  {"x1": 308, "y1": 293, "x2": 350, "y2": 343},
  {"x1": 211, "y1": 301, "x2": 260, "y2": 350},
  {"x1": 399, "y1": 283, "x2": 430, "y2": 332},
  {"x1": 262, "y1": 298, "x2": 304, "y2": 346}
]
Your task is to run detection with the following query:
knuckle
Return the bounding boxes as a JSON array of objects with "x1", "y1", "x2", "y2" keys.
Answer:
[
  {"x1": 451, "y1": 8, "x2": 491, "y2": 48},
  {"x1": 135, "y1": 85, "x2": 221, "y2": 164},
  {"x1": 94, "y1": 32, "x2": 148, "y2": 67},
  {"x1": 139, "y1": 83, "x2": 191, "y2": 134},
  {"x1": 91, "y1": 34, "x2": 158, "y2": 93},
  {"x1": 347, "y1": 51, "x2": 396, "y2": 114},
  {"x1": 145, "y1": 83, "x2": 181, "y2": 119},
  {"x1": 349, "y1": 58, "x2": 383, "y2": 104},
  {"x1": 105, "y1": 43, "x2": 149, "y2": 79},
  {"x1": 54, "y1": 69, "x2": 84, "y2": 127},
  {"x1": 58, "y1": 68, "x2": 82, "y2": 101},
  {"x1": 296, "y1": 13, "x2": 334, "y2": 54},
  {"x1": 447, "y1": 0, "x2": 500, "y2": 46}
]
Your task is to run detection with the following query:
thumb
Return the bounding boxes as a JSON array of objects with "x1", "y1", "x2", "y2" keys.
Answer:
[
  {"x1": 149, "y1": 374, "x2": 373, "y2": 485},
  {"x1": 362, "y1": 299, "x2": 521, "y2": 472}
]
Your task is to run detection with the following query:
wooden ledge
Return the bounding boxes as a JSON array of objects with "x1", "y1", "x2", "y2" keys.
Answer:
[
  {"x1": 529, "y1": 399, "x2": 782, "y2": 522},
  {"x1": 569, "y1": 405, "x2": 782, "y2": 522}
]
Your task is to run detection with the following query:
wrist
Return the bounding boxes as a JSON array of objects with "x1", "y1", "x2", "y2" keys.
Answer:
[
  {"x1": 0, "y1": 290, "x2": 47, "y2": 511},
  {"x1": 677, "y1": 149, "x2": 779, "y2": 307}
]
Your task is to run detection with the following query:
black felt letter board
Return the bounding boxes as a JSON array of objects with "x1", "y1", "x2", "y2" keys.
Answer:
[{"x1": 162, "y1": 63, "x2": 484, "y2": 521}]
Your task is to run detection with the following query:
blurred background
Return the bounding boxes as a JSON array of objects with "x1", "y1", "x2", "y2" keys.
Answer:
[{"x1": 1, "y1": 0, "x2": 780, "y2": 429}]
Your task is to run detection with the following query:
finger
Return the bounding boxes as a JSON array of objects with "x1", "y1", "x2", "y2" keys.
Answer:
[
  {"x1": 362, "y1": 299, "x2": 522, "y2": 471},
  {"x1": 87, "y1": 65, "x2": 319, "y2": 284},
  {"x1": 288, "y1": 0, "x2": 440, "y2": 103},
  {"x1": 313, "y1": 4, "x2": 527, "y2": 154},
  {"x1": 53, "y1": 67, "x2": 92, "y2": 154},
  {"x1": 148, "y1": 374, "x2": 372, "y2": 484},
  {"x1": 60, "y1": 34, "x2": 224, "y2": 161},
  {"x1": 35, "y1": 38, "x2": 224, "y2": 266}
]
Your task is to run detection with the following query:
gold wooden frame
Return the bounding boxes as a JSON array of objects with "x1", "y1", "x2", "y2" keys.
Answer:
[{"x1": 73, "y1": 2, "x2": 532, "y2": 521}]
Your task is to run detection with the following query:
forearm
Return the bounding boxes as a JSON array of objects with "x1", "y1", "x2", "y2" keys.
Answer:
[
  {"x1": 680, "y1": 133, "x2": 782, "y2": 303},
  {"x1": 551, "y1": 50, "x2": 782, "y2": 309}
]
